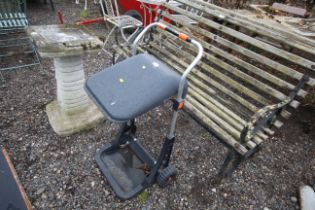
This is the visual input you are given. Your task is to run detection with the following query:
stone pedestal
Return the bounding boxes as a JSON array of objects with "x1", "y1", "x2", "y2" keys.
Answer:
[{"x1": 28, "y1": 25, "x2": 104, "y2": 136}]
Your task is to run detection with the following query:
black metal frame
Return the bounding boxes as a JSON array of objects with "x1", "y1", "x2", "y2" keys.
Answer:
[
  {"x1": 44, "y1": 0, "x2": 55, "y2": 11},
  {"x1": 109, "y1": 120, "x2": 176, "y2": 183},
  {"x1": 96, "y1": 100, "x2": 179, "y2": 199}
]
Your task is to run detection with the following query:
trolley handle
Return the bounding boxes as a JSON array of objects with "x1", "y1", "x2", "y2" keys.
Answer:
[{"x1": 131, "y1": 22, "x2": 204, "y2": 102}]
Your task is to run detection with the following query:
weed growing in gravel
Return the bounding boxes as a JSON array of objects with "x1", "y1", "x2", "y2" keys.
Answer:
[{"x1": 138, "y1": 190, "x2": 149, "y2": 205}]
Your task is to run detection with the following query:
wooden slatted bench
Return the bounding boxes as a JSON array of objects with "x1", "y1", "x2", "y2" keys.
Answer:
[{"x1": 112, "y1": 0, "x2": 315, "y2": 179}]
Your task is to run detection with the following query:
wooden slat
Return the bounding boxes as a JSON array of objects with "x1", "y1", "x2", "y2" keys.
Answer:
[
  {"x1": 188, "y1": 89, "x2": 264, "y2": 144},
  {"x1": 189, "y1": 85, "x2": 269, "y2": 140},
  {"x1": 163, "y1": 2, "x2": 315, "y2": 71},
  {"x1": 155, "y1": 28, "x2": 308, "y2": 98},
  {"x1": 154, "y1": 31, "x2": 303, "y2": 108},
  {"x1": 151, "y1": 42, "x2": 273, "y2": 106},
  {"x1": 185, "y1": 101, "x2": 249, "y2": 155},
  {"x1": 161, "y1": 5, "x2": 315, "y2": 86},
  {"x1": 148, "y1": 42, "x2": 260, "y2": 112},
  {"x1": 175, "y1": 0, "x2": 315, "y2": 56},
  {"x1": 148, "y1": 44, "x2": 276, "y2": 139},
  {"x1": 187, "y1": 95, "x2": 258, "y2": 149}
]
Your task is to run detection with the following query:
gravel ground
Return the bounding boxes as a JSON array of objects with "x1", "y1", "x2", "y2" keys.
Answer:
[{"x1": 0, "y1": 1, "x2": 315, "y2": 209}]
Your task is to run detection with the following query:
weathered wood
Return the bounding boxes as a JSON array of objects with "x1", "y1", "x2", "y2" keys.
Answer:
[
  {"x1": 185, "y1": 101, "x2": 249, "y2": 155},
  {"x1": 147, "y1": 43, "x2": 278, "y2": 138},
  {"x1": 154, "y1": 31, "x2": 304, "y2": 108},
  {"x1": 161, "y1": 5, "x2": 315, "y2": 86},
  {"x1": 188, "y1": 89, "x2": 264, "y2": 144},
  {"x1": 148, "y1": 42, "x2": 260, "y2": 112},
  {"x1": 163, "y1": 2, "x2": 315, "y2": 71},
  {"x1": 156, "y1": 42, "x2": 273, "y2": 105},
  {"x1": 189, "y1": 85, "x2": 246, "y2": 126},
  {"x1": 175, "y1": 0, "x2": 315, "y2": 54},
  {"x1": 271, "y1": 3, "x2": 307, "y2": 17},
  {"x1": 187, "y1": 95, "x2": 258, "y2": 148},
  {"x1": 149, "y1": 40, "x2": 292, "y2": 123},
  {"x1": 190, "y1": 85, "x2": 281, "y2": 133},
  {"x1": 155, "y1": 28, "x2": 308, "y2": 98}
]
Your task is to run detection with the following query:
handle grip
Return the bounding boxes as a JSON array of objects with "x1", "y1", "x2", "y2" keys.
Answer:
[{"x1": 157, "y1": 23, "x2": 192, "y2": 42}]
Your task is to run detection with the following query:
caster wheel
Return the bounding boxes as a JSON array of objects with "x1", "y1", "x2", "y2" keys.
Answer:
[{"x1": 157, "y1": 165, "x2": 177, "y2": 188}]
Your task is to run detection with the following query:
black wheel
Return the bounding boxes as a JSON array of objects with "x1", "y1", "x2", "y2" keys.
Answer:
[{"x1": 157, "y1": 165, "x2": 177, "y2": 188}]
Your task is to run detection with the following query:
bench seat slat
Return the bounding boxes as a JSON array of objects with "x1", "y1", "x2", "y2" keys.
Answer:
[
  {"x1": 187, "y1": 95, "x2": 258, "y2": 149},
  {"x1": 185, "y1": 102, "x2": 249, "y2": 155},
  {"x1": 188, "y1": 89, "x2": 264, "y2": 144},
  {"x1": 188, "y1": 85, "x2": 270, "y2": 140},
  {"x1": 151, "y1": 43, "x2": 290, "y2": 131}
]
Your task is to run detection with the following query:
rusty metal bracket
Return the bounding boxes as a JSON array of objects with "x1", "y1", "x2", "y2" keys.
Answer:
[{"x1": 241, "y1": 74, "x2": 310, "y2": 143}]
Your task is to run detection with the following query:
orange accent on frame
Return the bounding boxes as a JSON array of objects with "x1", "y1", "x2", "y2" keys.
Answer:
[
  {"x1": 179, "y1": 33, "x2": 189, "y2": 41},
  {"x1": 178, "y1": 101, "x2": 185, "y2": 110},
  {"x1": 158, "y1": 23, "x2": 166, "y2": 30}
]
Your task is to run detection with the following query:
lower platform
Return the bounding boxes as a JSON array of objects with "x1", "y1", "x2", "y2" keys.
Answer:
[
  {"x1": 46, "y1": 100, "x2": 104, "y2": 136},
  {"x1": 96, "y1": 137, "x2": 156, "y2": 199}
]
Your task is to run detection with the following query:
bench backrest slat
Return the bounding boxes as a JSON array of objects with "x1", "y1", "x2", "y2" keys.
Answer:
[
  {"x1": 176, "y1": 0, "x2": 315, "y2": 63},
  {"x1": 162, "y1": 4, "x2": 315, "y2": 86},
  {"x1": 179, "y1": 0, "x2": 315, "y2": 53}
]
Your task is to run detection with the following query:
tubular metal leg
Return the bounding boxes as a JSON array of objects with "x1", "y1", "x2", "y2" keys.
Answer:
[
  {"x1": 104, "y1": 122, "x2": 128, "y2": 153},
  {"x1": 215, "y1": 149, "x2": 243, "y2": 183},
  {"x1": 49, "y1": 0, "x2": 55, "y2": 11},
  {"x1": 0, "y1": 72, "x2": 4, "y2": 82},
  {"x1": 105, "y1": 119, "x2": 137, "y2": 153},
  {"x1": 102, "y1": 26, "x2": 117, "y2": 56}
]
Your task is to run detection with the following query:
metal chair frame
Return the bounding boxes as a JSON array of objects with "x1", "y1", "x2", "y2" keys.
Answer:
[
  {"x1": 99, "y1": 0, "x2": 143, "y2": 61},
  {"x1": 0, "y1": 0, "x2": 41, "y2": 82}
]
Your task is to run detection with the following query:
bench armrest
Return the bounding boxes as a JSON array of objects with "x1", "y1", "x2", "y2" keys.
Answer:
[{"x1": 241, "y1": 74, "x2": 310, "y2": 143}]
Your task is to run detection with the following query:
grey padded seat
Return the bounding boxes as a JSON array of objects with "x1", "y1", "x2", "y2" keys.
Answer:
[{"x1": 85, "y1": 54, "x2": 187, "y2": 122}]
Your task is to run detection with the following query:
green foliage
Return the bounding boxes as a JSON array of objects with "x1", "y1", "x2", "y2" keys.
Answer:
[
  {"x1": 80, "y1": 10, "x2": 89, "y2": 19},
  {"x1": 138, "y1": 190, "x2": 149, "y2": 205}
]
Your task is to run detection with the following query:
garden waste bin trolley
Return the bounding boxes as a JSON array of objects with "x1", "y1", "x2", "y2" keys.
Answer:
[{"x1": 85, "y1": 22, "x2": 203, "y2": 199}]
